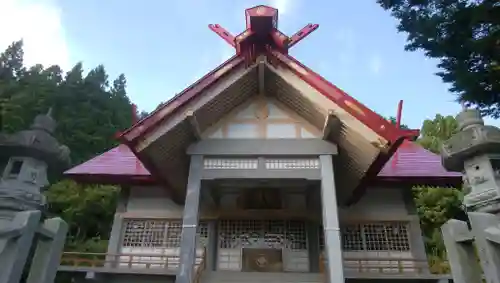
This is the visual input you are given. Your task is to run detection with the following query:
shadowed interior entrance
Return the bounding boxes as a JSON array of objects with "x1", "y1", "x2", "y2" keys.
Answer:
[
  {"x1": 217, "y1": 219, "x2": 309, "y2": 272},
  {"x1": 208, "y1": 180, "x2": 319, "y2": 273}
]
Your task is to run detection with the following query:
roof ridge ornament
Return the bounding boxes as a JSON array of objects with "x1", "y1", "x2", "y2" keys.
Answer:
[{"x1": 208, "y1": 5, "x2": 319, "y2": 66}]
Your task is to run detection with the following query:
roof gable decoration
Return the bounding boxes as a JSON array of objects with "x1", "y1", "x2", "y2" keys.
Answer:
[
  {"x1": 204, "y1": 96, "x2": 320, "y2": 139},
  {"x1": 120, "y1": 5, "x2": 406, "y2": 147},
  {"x1": 111, "y1": 5, "x2": 428, "y2": 200},
  {"x1": 61, "y1": 5, "x2": 462, "y2": 193}
]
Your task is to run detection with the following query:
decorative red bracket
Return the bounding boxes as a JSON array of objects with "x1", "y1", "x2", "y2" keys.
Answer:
[
  {"x1": 208, "y1": 5, "x2": 318, "y2": 60},
  {"x1": 288, "y1": 24, "x2": 319, "y2": 48},
  {"x1": 208, "y1": 24, "x2": 235, "y2": 47},
  {"x1": 395, "y1": 100, "x2": 420, "y2": 139}
]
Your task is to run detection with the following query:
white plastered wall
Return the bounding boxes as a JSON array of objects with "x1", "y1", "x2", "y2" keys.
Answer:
[{"x1": 203, "y1": 96, "x2": 321, "y2": 139}]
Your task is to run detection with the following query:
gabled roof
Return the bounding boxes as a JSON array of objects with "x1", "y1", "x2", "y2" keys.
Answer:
[
  {"x1": 65, "y1": 140, "x2": 461, "y2": 186},
  {"x1": 63, "y1": 6, "x2": 461, "y2": 202}
]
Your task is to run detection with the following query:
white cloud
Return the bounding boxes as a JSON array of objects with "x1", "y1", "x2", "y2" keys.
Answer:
[
  {"x1": 333, "y1": 28, "x2": 356, "y2": 49},
  {"x1": 0, "y1": 0, "x2": 71, "y2": 70},
  {"x1": 369, "y1": 54, "x2": 383, "y2": 75},
  {"x1": 270, "y1": 0, "x2": 290, "y2": 15},
  {"x1": 333, "y1": 28, "x2": 356, "y2": 70}
]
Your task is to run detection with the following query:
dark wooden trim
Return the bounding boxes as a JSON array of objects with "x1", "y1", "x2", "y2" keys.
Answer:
[{"x1": 345, "y1": 137, "x2": 405, "y2": 206}]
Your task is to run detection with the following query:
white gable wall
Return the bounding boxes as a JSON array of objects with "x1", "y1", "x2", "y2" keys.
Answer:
[
  {"x1": 339, "y1": 188, "x2": 409, "y2": 221},
  {"x1": 125, "y1": 186, "x2": 184, "y2": 218},
  {"x1": 203, "y1": 96, "x2": 321, "y2": 139}
]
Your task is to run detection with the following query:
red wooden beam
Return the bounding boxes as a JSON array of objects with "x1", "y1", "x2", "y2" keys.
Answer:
[
  {"x1": 392, "y1": 100, "x2": 404, "y2": 168},
  {"x1": 120, "y1": 56, "x2": 245, "y2": 143},
  {"x1": 208, "y1": 24, "x2": 236, "y2": 47},
  {"x1": 270, "y1": 50, "x2": 406, "y2": 144},
  {"x1": 270, "y1": 29, "x2": 289, "y2": 51},
  {"x1": 395, "y1": 100, "x2": 420, "y2": 139},
  {"x1": 288, "y1": 24, "x2": 319, "y2": 48},
  {"x1": 396, "y1": 100, "x2": 403, "y2": 128}
]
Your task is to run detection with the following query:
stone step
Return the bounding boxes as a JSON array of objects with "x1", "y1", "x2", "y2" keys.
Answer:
[{"x1": 201, "y1": 271, "x2": 323, "y2": 283}]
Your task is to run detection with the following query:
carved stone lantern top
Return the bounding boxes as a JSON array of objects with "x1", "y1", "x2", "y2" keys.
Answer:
[
  {"x1": 0, "y1": 109, "x2": 71, "y2": 179},
  {"x1": 441, "y1": 108, "x2": 500, "y2": 172}
]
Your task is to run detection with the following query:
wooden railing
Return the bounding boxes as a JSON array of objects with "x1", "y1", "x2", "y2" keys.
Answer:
[
  {"x1": 193, "y1": 248, "x2": 207, "y2": 283},
  {"x1": 319, "y1": 254, "x2": 449, "y2": 275},
  {"x1": 61, "y1": 248, "x2": 207, "y2": 276}
]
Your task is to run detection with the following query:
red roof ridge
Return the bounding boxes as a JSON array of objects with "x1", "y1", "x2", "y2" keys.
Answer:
[{"x1": 119, "y1": 7, "x2": 407, "y2": 147}]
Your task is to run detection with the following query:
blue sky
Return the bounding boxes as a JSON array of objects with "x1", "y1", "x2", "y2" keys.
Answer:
[{"x1": 1, "y1": 0, "x2": 495, "y2": 129}]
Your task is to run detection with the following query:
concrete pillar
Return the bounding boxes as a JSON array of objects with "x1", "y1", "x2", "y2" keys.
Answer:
[
  {"x1": 441, "y1": 219, "x2": 482, "y2": 283},
  {"x1": 105, "y1": 187, "x2": 129, "y2": 267},
  {"x1": 26, "y1": 217, "x2": 68, "y2": 283},
  {"x1": 319, "y1": 154, "x2": 344, "y2": 283},
  {"x1": 307, "y1": 220, "x2": 320, "y2": 272},
  {"x1": 205, "y1": 220, "x2": 218, "y2": 271},
  {"x1": 0, "y1": 210, "x2": 41, "y2": 283},
  {"x1": 105, "y1": 214, "x2": 124, "y2": 267},
  {"x1": 408, "y1": 217, "x2": 428, "y2": 263},
  {"x1": 468, "y1": 212, "x2": 500, "y2": 283},
  {"x1": 176, "y1": 155, "x2": 203, "y2": 283}
]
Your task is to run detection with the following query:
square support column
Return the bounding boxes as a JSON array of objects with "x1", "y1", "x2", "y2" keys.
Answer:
[
  {"x1": 319, "y1": 154, "x2": 344, "y2": 283},
  {"x1": 105, "y1": 186, "x2": 129, "y2": 267},
  {"x1": 307, "y1": 220, "x2": 320, "y2": 272},
  {"x1": 206, "y1": 220, "x2": 218, "y2": 271},
  {"x1": 176, "y1": 155, "x2": 203, "y2": 283}
]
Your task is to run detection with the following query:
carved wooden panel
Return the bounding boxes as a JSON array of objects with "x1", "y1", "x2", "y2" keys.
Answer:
[{"x1": 242, "y1": 248, "x2": 283, "y2": 272}]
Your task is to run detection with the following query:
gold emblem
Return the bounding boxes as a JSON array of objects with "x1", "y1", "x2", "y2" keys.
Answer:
[{"x1": 255, "y1": 255, "x2": 268, "y2": 267}]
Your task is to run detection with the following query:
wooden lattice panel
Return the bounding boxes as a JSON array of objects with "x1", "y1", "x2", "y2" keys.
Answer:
[
  {"x1": 319, "y1": 222, "x2": 411, "y2": 252},
  {"x1": 265, "y1": 158, "x2": 320, "y2": 169},
  {"x1": 203, "y1": 158, "x2": 258, "y2": 169}
]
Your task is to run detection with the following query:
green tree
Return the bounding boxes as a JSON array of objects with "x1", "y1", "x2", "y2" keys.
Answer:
[
  {"x1": 417, "y1": 114, "x2": 459, "y2": 153},
  {"x1": 378, "y1": 0, "x2": 500, "y2": 118},
  {"x1": 0, "y1": 40, "x2": 135, "y2": 256},
  {"x1": 387, "y1": 116, "x2": 410, "y2": 129},
  {"x1": 413, "y1": 114, "x2": 462, "y2": 273}
]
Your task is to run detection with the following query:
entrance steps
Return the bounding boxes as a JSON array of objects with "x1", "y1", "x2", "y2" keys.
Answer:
[{"x1": 201, "y1": 271, "x2": 322, "y2": 283}]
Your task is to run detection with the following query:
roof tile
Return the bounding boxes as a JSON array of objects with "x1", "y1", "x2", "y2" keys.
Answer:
[
  {"x1": 66, "y1": 140, "x2": 460, "y2": 180},
  {"x1": 379, "y1": 140, "x2": 461, "y2": 178},
  {"x1": 65, "y1": 145, "x2": 150, "y2": 177}
]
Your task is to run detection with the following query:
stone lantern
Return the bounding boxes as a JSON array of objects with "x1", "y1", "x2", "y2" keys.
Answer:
[
  {"x1": 441, "y1": 108, "x2": 500, "y2": 213},
  {"x1": 440, "y1": 108, "x2": 500, "y2": 283},
  {"x1": 0, "y1": 109, "x2": 70, "y2": 283}
]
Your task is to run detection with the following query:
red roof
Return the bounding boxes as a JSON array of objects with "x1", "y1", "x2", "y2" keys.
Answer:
[
  {"x1": 65, "y1": 140, "x2": 460, "y2": 184},
  {"x1": 378, "y1": 140, "x2": 461, "y2": 184},
  {"x1": 64, "y1": 145, "x2": 153, "y2": 184}
]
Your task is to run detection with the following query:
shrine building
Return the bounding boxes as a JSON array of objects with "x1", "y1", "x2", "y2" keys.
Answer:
[{"x1": 58, "y1": 5, "x2": 460, "y2": 283}]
